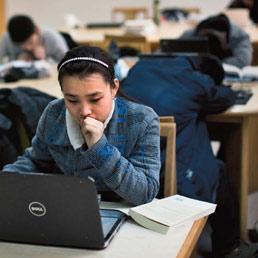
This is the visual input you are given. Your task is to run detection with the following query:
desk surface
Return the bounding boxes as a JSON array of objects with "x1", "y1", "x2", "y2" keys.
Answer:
[
  {"x1": 1, "y1": 71, "x2": 258, "y2": 117},
  {"x1": 0, "y1": 218, "x2": 207, "y2": 258},
  {"x1": 62, "y1": 21, "x2": 258, "y2": 46},
  {"x1": 0, "y1": 70, "x2": 61, "y2": 98},
  {"x1": 62, "y1": 22, "x2": 193, "y2": 44}
]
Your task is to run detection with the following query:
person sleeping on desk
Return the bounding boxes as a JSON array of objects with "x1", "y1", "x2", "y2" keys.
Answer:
[
  {"x1": 0, "y1": 14, "x2": 68, "y2": 63},
  {"x1": 180, "y1": 13, "x2": 253, "y2": 69}
]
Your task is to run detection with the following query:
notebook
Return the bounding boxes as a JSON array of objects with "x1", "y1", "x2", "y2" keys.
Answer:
[{"x1": 0, "y1": 172, "x2": 126, "y2": 249}]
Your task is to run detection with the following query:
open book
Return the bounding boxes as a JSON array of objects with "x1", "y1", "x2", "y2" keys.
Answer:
[
  {"x1": 100, "y1": 195, "x2": 216, "y2": 234},
  {"x1": 223, "y1": 63, "x2": 258, "y2": 82}
]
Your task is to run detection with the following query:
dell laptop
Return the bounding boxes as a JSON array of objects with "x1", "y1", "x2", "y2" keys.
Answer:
[{"x1": 0, "y1": 172, "x2": 126, "y2": 249}]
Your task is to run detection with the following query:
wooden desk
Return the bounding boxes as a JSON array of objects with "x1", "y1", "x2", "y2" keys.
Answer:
[
  {"x1": 62, "y1": 21, "x2": 258, "y2": 55},
  {"x1": 0, "y1": 217, "x2": 207, "y2": 258},
  {"x1": 0, "y1": 70, "x2": 62, "y2": 98},
  {"x1": 61, "y1": 21, "x2": 194, "y2": 51},
  {"x1": 207, "y1": 82, "x2": 258, "y2": 239}
]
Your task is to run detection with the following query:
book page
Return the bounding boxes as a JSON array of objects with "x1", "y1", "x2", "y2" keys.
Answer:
[
  {"x1": 100, "y1": 201, "x2": 132, "y2": 215},
  {"x1": 223, "y1": 63, "x2": 242, "y2": 77},
  {"x1": 130, "y1": 195, "x2": 216, "y2": 227},
  {"x1": 100, "y1": 199, "x2": 159, "y2": 216},
  {"x1": 242, "y1": 66, "x2": 258, "y2": 80}
]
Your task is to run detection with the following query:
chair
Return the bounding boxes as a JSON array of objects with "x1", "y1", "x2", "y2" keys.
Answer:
[
  {"x1": 104, "y1": 34, "x2": 151, "y2": 54},
  {"x1": 112, "y1": 7, "x2": 148, "y2": 21},
  {"x1": 59, "y1": 32, "x2": 78, "y2": 50},
  {"x1": 160, "y1": 116, "x2": 177, "y2": 197}
]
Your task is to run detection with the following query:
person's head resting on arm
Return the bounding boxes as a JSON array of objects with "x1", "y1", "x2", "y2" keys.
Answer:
[
  {"x1": 195, "y1": 14, "x2": 232, "y2": 60},
  {"x1": 57, "y1": 46, "x2": 120, "y2": 148},
  {"x1": 8, "y1": 15, "x2": 45, "y2": 61}
]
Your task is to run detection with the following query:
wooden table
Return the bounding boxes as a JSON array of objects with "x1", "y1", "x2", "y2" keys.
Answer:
[
  {"x1": 0, "y1": 69, "x2": 61, "y2": 98},
  {"x1": 62, "y1": 21, "x2": 258, "y2": 61},
  {"x1": 0, "y1": 217, "x2": 207, "y2": 258},
  {"x1": 60, "y1": 21, "x2": 195, "y2": 51}
]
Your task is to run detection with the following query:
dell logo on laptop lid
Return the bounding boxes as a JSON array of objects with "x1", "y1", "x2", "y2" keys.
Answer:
[{"x1": 29, "y1": 202, "x2": 46, "y2": 217}]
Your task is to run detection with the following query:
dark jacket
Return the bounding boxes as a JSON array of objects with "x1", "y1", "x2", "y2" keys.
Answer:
[
  {"x1": 0, "y1": 87, "x2": 56, "y2": 168},
  {"x1": 0, "y1": 113, "x2": 18, "y2": 169},
  {"x1": 0, "y1": 87, "x2": 56, "y2": 138},
  {"x1": 122, "y1": 56, "x2": 235, "y2": 202}
]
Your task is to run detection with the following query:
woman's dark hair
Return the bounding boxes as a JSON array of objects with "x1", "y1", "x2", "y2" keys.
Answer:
[{"x1": 58, "y1": 46, "x2": 115, "y2": 88}]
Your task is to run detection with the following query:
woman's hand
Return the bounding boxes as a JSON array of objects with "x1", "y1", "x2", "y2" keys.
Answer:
[{"x1": 80, "y1": 117, "x2": 104, "y2": 148}]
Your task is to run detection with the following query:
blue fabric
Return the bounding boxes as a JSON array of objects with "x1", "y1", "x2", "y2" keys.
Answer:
[
  {"x1": 3, "y1": 97, "x2": 161, "y2": 205},
  {"x1": 122, "y1": 56, "x2": 235, "y2": 202}
]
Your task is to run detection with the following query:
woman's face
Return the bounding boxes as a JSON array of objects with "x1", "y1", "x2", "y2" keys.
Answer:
[{"x1": 62, "y1": 73, "x2": 119, "y2": 125}]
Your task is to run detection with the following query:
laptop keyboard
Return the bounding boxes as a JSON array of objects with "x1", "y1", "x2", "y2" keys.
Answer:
[{"x1": 233, "y1": 89, "x2": 253, "y2": 105}]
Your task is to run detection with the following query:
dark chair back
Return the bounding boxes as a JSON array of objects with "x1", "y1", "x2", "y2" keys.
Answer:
[{"x1": 60, "y1": 32, "x2": 78, "y2": 50}]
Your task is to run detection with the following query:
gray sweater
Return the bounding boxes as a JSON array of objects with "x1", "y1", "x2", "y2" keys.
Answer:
[{"x1": 0, "y1": 28, "x2": 68, "y2": 63}]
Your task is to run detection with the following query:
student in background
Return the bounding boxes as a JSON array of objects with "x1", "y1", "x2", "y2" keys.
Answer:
[
  {"x1": 3, "y1": 45, "x2": 161, "y2": 206},
  {"x1": 180, "y1": 14, "x2": 252, "y2": 68},
  {"x1": 0, "y1": 15, "x2": 68, "y2": 63},
  {"x1": 122, "y1": 55, "x2": 258, "y2": 257}
]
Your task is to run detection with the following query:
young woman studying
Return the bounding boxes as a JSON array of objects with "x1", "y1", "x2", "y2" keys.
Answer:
[{"x1": 3, "y1": 46, "x2": 161, "y2": 205}]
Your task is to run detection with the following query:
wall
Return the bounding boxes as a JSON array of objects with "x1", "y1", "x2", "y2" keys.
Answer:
[
  {"x1": 0, "y1": 0, "x2": 5, "y2": 34},
  {"x1": 5, "y1": 0, "x2": 231, "y2": 29}
]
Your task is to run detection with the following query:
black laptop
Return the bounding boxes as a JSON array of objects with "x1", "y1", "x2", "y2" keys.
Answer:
[
  {"x1": 0, "y1": 172, "x2": 126, "y2": 249},
  {"x1": 160, "y1": 38, "x2": 210, "y2": 54}
]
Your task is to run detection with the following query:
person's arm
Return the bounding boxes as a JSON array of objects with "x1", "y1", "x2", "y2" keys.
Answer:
[
  {"x1": 3, "y1": 104, "x2": 56, "y2": 173},
  {"x1": 197, "y1": 72, "x2": 235, "y2": 115},
  {"x1": 80, "y1": 110, "x2": 161, "y2": 206},
  {"x1": 223, "y1": 23, "x2": 253, "y2": 68}
]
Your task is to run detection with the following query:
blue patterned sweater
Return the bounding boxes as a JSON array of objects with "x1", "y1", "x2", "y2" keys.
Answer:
[{"x1": 3, "y1": 97, "x2": 161, "y2": 205}]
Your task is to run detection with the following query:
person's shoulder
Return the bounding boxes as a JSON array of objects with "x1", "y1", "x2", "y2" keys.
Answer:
[
  {"x1": 42, "y1": 27, "x2": 59, "y2": 35},
  {"x1": 41, "y1": 28, "x2": 63, "y2": 41},
  {"x1": 45, "y1": 98, "x2": 65, "y2": 117},
  {"x1": 0, "y1": 32, "x2": 11, "y2": 44},
  {"x1": 229, "y1": 21, "x2": 249, "y2": 37},
  {"x1": 117, "y1": 97, "x2": 159, "y2": 124}
]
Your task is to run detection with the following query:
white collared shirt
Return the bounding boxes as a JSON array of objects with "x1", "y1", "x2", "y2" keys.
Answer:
[{"x1": 66, "y1": 99, "x2": 115, "y2": 150}]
